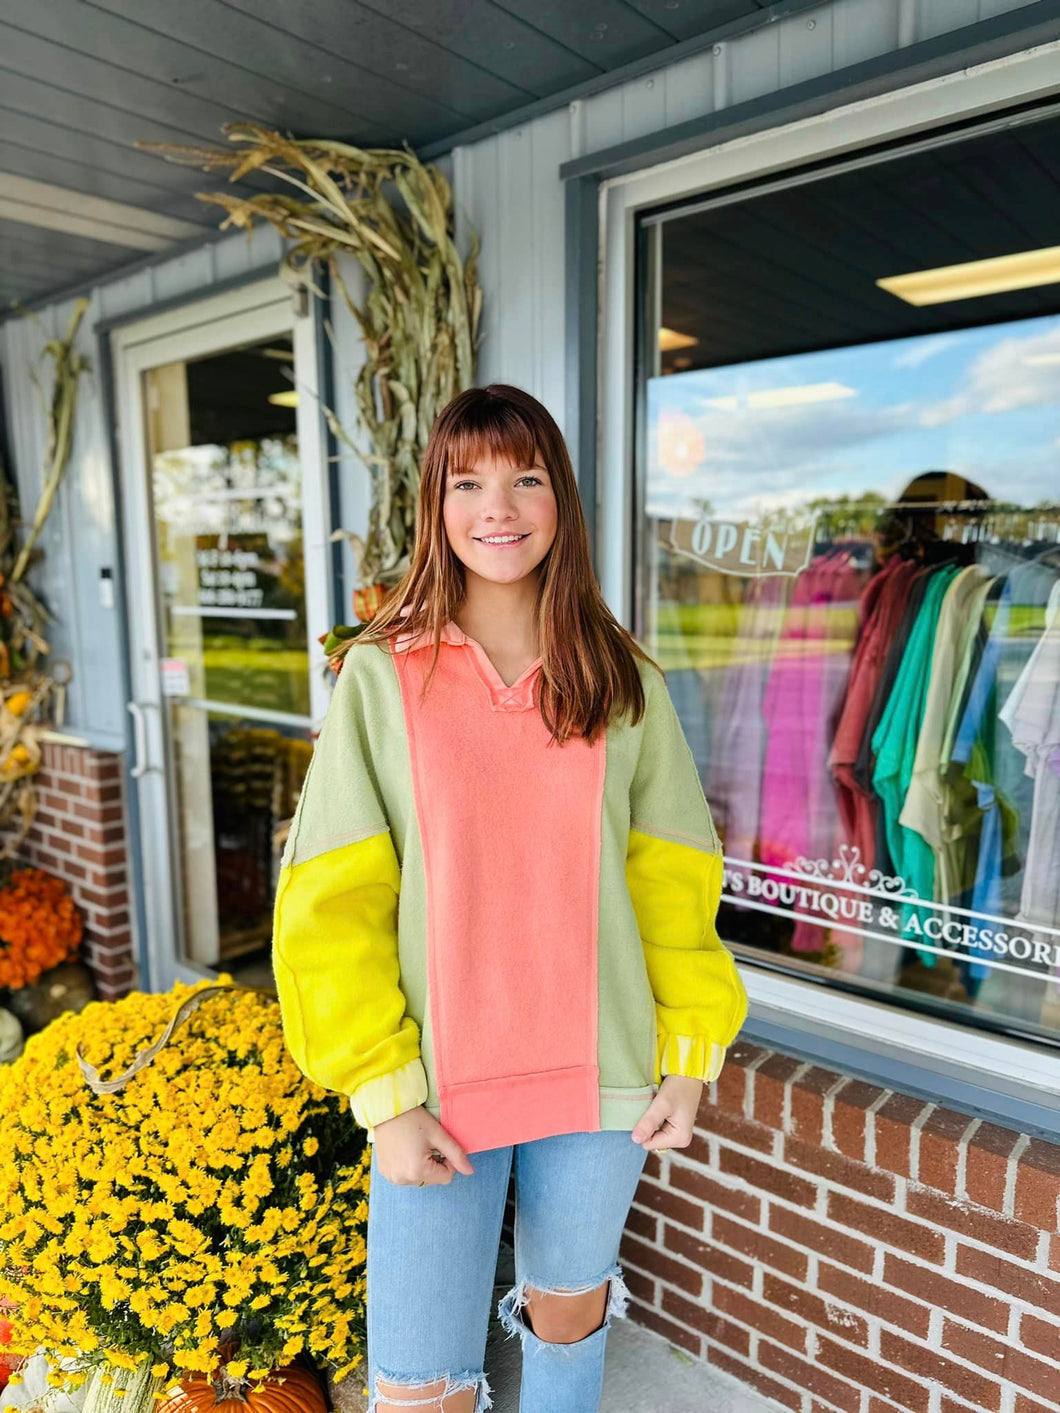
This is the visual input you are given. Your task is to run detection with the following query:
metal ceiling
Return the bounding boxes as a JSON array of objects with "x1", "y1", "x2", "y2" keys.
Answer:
[
  {"x1": 0, "y1": 0, "x2": 783, "y2": 310},
  {"x1": 658, "y1": 107, "x2": 1060, "y2": 371}
]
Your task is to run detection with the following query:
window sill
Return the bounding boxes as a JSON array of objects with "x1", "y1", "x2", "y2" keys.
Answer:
[{"x1": 741, "y1": 965, "x2": 1060, "y2": 1143}]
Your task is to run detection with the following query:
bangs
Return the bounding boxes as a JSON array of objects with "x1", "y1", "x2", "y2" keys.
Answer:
[{"x1": 445, "y1": 400, "x2": 540, "y2": 476}]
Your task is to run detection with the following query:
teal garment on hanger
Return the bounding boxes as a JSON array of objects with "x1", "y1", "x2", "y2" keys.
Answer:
[{"x1": 871, "y1": 565, "x2": 961, "y2": 964}]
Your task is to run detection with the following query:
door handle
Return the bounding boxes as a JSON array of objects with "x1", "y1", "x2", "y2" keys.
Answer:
[{"x1": 127, "y1": 700, "x2": 153, "y2": 779}]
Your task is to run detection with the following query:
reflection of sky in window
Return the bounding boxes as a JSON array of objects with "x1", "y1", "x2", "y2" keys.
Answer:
[{"x1": 646, "y1": 312, "x2": 1060, "y2": 521}]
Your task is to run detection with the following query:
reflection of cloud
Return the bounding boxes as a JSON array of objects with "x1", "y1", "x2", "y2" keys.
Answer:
[
  {"x1": 892, "y1": 333, "x2": 965, "y2": 369},
  {"x1": 917, "y1": 324, "x2": 1060, "y2": 425}
]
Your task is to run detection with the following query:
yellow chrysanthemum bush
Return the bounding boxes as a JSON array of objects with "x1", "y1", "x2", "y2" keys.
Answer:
[{"x1": 0, "y1": 974, "x2": 370, "y2": 1406}]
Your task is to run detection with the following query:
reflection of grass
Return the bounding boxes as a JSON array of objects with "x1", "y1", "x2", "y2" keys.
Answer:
[
  {"x1": 653, "y1": 603, "x2": 859, "y2": 671},
  {"x1": 201, "y1": 646, "x2": 309, "y2": 716}
]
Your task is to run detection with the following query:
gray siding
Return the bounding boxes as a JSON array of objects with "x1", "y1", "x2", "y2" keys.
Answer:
[
  {"x1": 0, "y1": 0, "x2": 1040, "y2": 744},
  {"x1": 0, "y1": 227, "x2": 284, "y2": 750},
  {"x1": 453, "y1": 0, "x2": 1037, "y2": 431}
]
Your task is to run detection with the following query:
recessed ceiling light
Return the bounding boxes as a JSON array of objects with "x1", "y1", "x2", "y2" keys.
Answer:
[
  {"x1": 659, "y1": 326, "x2": 698, "y2": 351},
  {"x1": 877, "y1": 245, "x2": 1060, "y2": 305}
]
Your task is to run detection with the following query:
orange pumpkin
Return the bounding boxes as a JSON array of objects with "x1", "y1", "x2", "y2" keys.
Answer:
[{"x1": 156, "y1": 1364, "x2": 326, "y2": 1413}]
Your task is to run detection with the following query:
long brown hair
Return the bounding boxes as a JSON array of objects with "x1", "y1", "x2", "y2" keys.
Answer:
[{"x1": 346, "y1": 383, "x2": 659, "y2": 744}]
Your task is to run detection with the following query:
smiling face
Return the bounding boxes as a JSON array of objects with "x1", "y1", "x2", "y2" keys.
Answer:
[{"x1": 443, "y1": 448, "x2": 559, "y2": 587}]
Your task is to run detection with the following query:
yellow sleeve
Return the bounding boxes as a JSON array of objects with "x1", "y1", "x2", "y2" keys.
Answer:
[
  {"x1": 271, "y1": 655, "x2": 427, "y2": 1131},
  {"x1": 626, "y1": 668, "x2": 748, "y2": 1083}
]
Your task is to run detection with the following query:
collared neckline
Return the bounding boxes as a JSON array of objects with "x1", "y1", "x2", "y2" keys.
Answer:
[{"x1": 393, "y1": 617, "x2": 542, "y2": 712}]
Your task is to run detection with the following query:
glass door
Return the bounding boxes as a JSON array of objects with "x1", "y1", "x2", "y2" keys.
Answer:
[{"x1": 114, "y1": 280, "x2": 331, "y2": 990}]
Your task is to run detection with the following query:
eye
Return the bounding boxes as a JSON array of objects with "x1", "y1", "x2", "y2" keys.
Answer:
[
  {"x1": 451, "y1": 480, "x2": 478, "y2": 491},
  {"x1": 517, "y1": 474, "x2": 543, "y2": 487}
]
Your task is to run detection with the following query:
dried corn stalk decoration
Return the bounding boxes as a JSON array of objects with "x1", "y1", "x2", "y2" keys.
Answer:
[
  {"x1": 0, "y1": 299, "x2": 86, "y2": 859},
  {"x1": 141, "y1": 123, "x2": 483, "y2": 595}
]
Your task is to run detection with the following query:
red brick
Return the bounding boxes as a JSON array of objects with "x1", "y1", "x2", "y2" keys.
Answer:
[
  {"x1": 784, "y1": 1131, "x2": 896, "y2": 1202},
  {"x1": 712, "y1": 1213, "x2": 808, "y2": 1281},
  {"x1": 818, "y1": 1260, "x2": 931, "y2": 1339},
  {"x1": 869, "y1": 1402, "x2": 905, "y2": 1413},
  {"x1": 714, "y1": 1060, "x2": 748, "y2": 1114},
  {"x1": 790, "y1": 1066, "x2": 839, "y2": 1145},
  {"x1": 753, "y1": 1053, "x2": 803, "y2": 1130},
  {"x1": 875, "y1": 1093, "x2": 928, "y2": 1178},
  {"x1": 918, "y1": 1107, "x2": 976, "y2": 1193},
  {"x1": 718, "y1": 1148, "x2": 817, "y2": 1208},
  {"x1": 763, "y1": 1271, "x2": 869, "y2": 1346},
  {"x1": 830, "y1": 1079, "x2": 886, "y2": 1162},
  {"x1": 769, "y1": 1206, "x2": 875, "y2": 1273},
  {"x1": 623, "y1": 1266, "x2": 655, "y2": 1306},
  {"x1": 881, "y1": 1329, "x2": 1002, "y2": 1410},
  {"x1": 727, "y1": 1040, "x2": 768, "y2": 1071},
  {"x1": 883, "y1": 1253, "x2": 1008, "y2": 1333},
  {"x1": 635, "y1": 1177, "x2": 704, "y2": 1233},
  {"x1": 77, "y1": 886, "x2": 128, "y2": 911},
  {"x1": 697, "y1": 1103, "x2": 775, "y2": 1154},
  {"x1": 640, "y1": 1151, "x2": 661, "y2": 1179},
  {"x1": 670, "y1": 1161, "x2": 762, "y2": 1224},
  {"x1": 620, "y1": 1233, "x2": 703, "y2": 1297},
  {"x1": 47, "y1": 834, "x2": 73, "y2": 856},
  {"x1": 942, "y1": 1320, "x2": 1057, "y2": 1405},
  {"x1": 631, "y1": 1303, "x2": 701, "y2": 1355},
  {"x1": 75, "y1": 843, "x2": 127, "y2": 869},
  {"x1": 827, "y1": 1190, "x2": 945, "y2": 1264},
  {"x1": 941, "y1": 1400, "x2": 981, "y2": 1413},
  {"x1": 624, "y1": 1205, "x2": 657, "y2": 1244},
  {"x1": 708, "y1": 1346, "x2": 802, "y2": 1412},
  {"x1": 712, "y1": 1283, "x2": 806, "y2": 1352},
  {"x1": 759, "y1": 1340, "x2": 861, "y2": 1413},
  {"x1": 660, "y1": 1288, "x2": 750, "y2": 1356},
  {"x1": 817, "y1": 1335, "x2": 930, "y2": 1411},
  {"x1": 956, "y1": 1246, "x2": 1060, "y2": 1312},
  {"x1": 1020, "y1": 1311, "x2": 1060, "y2": 1361},
  {"x1": 965, "y1": 1123, "x2": 1024, "y2": 1211},
  {"x1": 906, "y1": 1187, "x2": 1040, "y2": 1260},
  {"x1": 1014, "y1": 1397, "x2": 1058, "y2": 1413},
  {"x1": 57, "y1": 816, "x2": 87, "y2": 839},
  {"x1": 663, "y1": 1224, "x2": 754, "y2": 1289},
  {"x1": 1014, "y1": 1140, "x2": 1060, "y2": 1232}
]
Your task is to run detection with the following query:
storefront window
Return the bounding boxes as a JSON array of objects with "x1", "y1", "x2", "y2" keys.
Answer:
[{"x1": 637, "y1": 114, "x2": 1060, "y2": 1046}]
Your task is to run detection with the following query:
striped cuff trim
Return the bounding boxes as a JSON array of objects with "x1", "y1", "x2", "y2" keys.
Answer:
[
  {"x1": 349, "y1": 1057, "x2": 429, "y2": 1135},
  {"x1": 657, "y1": 1033, "x2": 727, "y2": 1083}
]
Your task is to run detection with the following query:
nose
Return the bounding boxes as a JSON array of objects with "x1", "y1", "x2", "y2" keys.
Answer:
[{"x1": 480, "y1": 486, "x2": 520, "y2": 521}]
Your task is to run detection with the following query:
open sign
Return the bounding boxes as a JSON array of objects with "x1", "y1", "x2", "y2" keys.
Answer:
[{"x1": 665, "y1": 513, "x2": 817, "y2": 577}]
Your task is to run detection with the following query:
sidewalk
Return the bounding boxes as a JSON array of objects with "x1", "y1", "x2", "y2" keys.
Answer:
[
  {"x1": 487, "y1": 1311, "x2": 784, "y2": 1412},
  {"x1": 481, "y1": 1243, "x2": 780, "y2": 1413}
]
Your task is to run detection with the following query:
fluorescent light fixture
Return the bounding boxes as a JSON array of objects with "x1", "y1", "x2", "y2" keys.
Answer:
[
  {"x1": 659, "y1": 326, "x2": 699, "y2": 352},
  {"x1": 268, "y1": 390, "x2": 299, "y2": 408},
  {"x1": 877, "y1": 245, "x2": 1060, "y2": 305}
]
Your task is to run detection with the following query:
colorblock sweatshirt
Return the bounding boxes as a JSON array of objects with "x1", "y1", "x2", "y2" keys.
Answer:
[{"x1": 271, "y1": 620, "x2": 748, "y2": 1154}]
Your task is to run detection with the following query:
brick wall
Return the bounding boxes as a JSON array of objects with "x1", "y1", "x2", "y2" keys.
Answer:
[
  {"x1": 16, "y1": 739, "x2": 137, "y2": 1000},
  {"x1": 622, "y1": 1041, "x2": 1060, "y2": 1413}
]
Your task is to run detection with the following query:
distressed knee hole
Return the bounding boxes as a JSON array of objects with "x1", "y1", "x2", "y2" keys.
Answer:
[
  {"x1": 496, "y1": 1262, "x2": 632, "y2": 1355},
  {"x1": 369, "y1": 1369, "x2": 492, "y2": 1413}
]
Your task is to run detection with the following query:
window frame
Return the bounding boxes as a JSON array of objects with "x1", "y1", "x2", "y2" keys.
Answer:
[{"x1": 589, "y1": 38, "x2": 1060, "y2": 1137}]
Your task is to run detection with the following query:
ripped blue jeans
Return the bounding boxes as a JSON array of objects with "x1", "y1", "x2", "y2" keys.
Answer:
[{"x1": 366, "y1": 1129, "x2": 649, "y2": 1412}]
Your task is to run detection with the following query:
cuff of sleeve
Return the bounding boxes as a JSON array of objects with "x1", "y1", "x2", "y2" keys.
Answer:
[
  {"x1": 349, "y1": 1057, "x2": 429, "y2": 1139},
  {"x1": 657, "y1": 1033, "x2": 728, "y2": 1084}
]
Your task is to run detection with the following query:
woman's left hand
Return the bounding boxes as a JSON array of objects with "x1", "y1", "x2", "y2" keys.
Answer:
[{"x1": 631, "y1": 1074, "x2": 705, "y2": 1150}]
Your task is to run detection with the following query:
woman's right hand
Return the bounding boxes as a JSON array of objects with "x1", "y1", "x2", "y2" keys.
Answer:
[{"x1": 372, "y1": 1105, "x2": 475, "y2": 1185}]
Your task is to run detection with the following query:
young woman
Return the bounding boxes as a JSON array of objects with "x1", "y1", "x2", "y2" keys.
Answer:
[{"x1": 271, "y1": 384, "x2": 747, "y2": 1413}]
